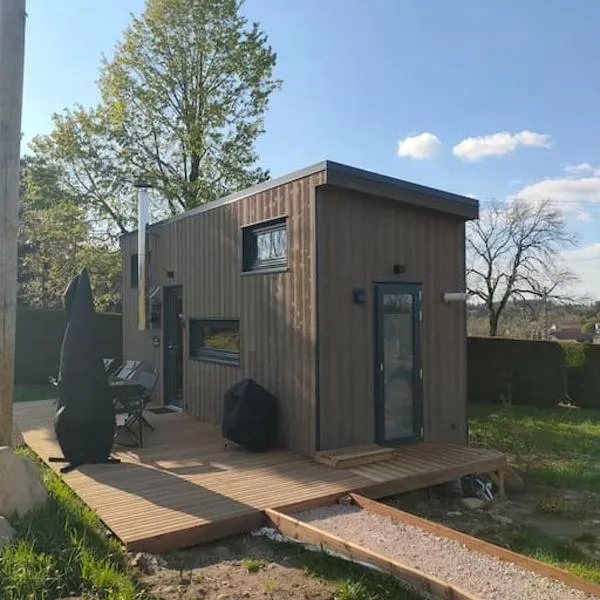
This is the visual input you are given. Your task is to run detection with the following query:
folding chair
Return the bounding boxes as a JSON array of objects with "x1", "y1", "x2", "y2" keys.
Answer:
[
  {"x1": 110, "y1": 360, "x2": 144, "y2": 382},
  {"x1": 113, "y1": 368, "x2": 158, "y2": 447}
]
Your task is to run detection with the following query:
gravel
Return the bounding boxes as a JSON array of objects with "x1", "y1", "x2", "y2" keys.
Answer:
[{"x1": 293, "y1": 505, "x2": 598, "y2": 600}]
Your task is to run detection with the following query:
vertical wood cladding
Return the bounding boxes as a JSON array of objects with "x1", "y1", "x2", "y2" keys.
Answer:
[
  {"x1": 316, "y1": 186, "x2": 467, "y2": 450},
  {"x1": 121, "y1": 172, "x2": 324, "y2": 455}
]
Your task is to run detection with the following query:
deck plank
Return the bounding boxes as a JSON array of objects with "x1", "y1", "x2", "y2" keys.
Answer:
[{"x1": 14, "y1": 400, "x2": 506, "y2": 553}]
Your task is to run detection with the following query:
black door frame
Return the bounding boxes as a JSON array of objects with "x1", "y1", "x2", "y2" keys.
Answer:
[
  {"x1": 373, "y1": 281, "x2": 424, "y2": 446},
  {"x1": 163, "y1": 285, "x2": 184, "y2": 407}
]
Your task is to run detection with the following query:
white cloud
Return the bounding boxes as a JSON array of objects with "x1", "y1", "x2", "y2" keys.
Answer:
[
  {"x1": 453, "y1": 130, "x2": 552, "y2": 161},
  {"x1": 562, "y1": 244, "x2": 600, "y2": 300},
  {"x1": 397, "y1": 132, "x2": 441, "y2": 160},
  {"x1": 564, "y1": 162, "x2": 595, "y2": 176},
  {"x1": 516, "y1": 176, "x2": 600, "y2": 207}
]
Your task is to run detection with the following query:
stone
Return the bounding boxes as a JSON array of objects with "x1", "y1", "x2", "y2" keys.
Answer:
[
  {"x1": 490, "y1": 514, "x2": 513, "y2": 525},
  {"x1": 129, "y1": 551, "x2": 165, "y2": 575},
  {"x1": 0, "y1": 516, "x2": 16, "y2": 548},
  {"x1": 505, "y1": 467, "x2": 525, "y2": 494},
  {"x1": 461, "y1": 497, "x2": 485, "y2": 510},
  {"x1": 0, "y1": 447, "x2": 48, "y2": 519},
  {"x1": 447, "y1": 511, "x2": 462, "y2": 517}
]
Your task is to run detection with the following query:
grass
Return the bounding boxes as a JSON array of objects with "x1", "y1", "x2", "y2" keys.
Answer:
[
  {"x1": 284, "y1": 542, "x2": 421, "y2": 600},
  {"x1": 241, "y1": 557, "x2": 267, "y2": 573},
  {"x1": 502, "y1": 525, "x2": 600, "y2": 583},
  {"x1": 0, "y1": 448, "x2": 146, "y2": 600},
  {"x1": 468, "y1": 402, "x2": 600, "y2": 583},
  {"x1": 469, "y1": 403, "x2": 600, "y2": 492},
  {"x1": 14, "y1": 384, "x2": 56, "y2": 403}
]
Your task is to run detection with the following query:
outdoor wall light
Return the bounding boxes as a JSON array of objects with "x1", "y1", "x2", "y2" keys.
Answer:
[
  {"x1": 442, "y1": 291, "x2": 469, "y2": 303},
  {"x1": 393, "y1": 263, "x2": 406, "y2": 275},
  {"x1": 353, "y1": 288, "x2": 367, "y2": 304}
]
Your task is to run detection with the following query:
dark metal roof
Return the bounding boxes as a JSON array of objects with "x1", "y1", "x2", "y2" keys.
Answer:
[{"x1": 125, "y1": 160, "x2": 478, "y2": 236}]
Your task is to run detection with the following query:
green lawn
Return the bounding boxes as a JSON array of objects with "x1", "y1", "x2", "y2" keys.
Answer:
[
  {"x1": 469, "y1": 403, "x2": 600, "y2": 493},
  {"x1": 468, "y1": 403, "x2": 600, "y2": 582},
  {"x1": 14, "y1": 384, "x2": 56, "y2": 403},
  {"x1": 0, "y1": 449, "x2": 146, "y2": 600}
]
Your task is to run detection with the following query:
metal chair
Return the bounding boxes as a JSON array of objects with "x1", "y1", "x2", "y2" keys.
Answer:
[{"x1": 113, "y1": 368, "x2": 158, "y2": 447}]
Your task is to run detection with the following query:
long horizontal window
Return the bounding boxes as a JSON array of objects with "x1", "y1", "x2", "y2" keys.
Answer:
[{"x1": 189, "y1": 319, "x2": 240, "y2": 365}]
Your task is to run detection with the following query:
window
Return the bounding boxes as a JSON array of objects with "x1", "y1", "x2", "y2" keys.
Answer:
[
  {"x1": 189, "y1": 319, "x2": 240, "y2": 365},
  {"x1": 242, "y1": 217, "x2": 288, "y2": 272}
]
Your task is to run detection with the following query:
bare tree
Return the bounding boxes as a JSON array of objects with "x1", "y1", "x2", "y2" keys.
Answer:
[{"x1": 467, "y1": 197, "x2": 580, "y2": 337}]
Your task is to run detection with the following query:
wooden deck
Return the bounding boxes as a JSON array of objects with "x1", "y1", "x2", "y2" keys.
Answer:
[{"x1": 15, "y1": 400, "x2": 506, "y2": 554}]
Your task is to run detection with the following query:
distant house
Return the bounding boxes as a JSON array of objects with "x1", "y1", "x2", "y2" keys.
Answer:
[{"x1": 548, "y1": 323, "x2": 594, "y2": 343}]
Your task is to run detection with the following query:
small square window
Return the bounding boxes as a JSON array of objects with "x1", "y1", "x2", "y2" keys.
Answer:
[
  {"x1": 189, "y1": 319, "x2": 240, "y2": 365},
  {"x1": 242, "y1": 217, "x2": 288, "y2": 272}
]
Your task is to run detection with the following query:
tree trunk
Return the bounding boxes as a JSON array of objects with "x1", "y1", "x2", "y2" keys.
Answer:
[{"x1": 488, "y1": 313, "x2": 499, "y2": 337}]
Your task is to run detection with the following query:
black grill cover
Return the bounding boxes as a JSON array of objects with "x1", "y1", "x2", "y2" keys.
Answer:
[
  {"x1": 54, "y1": 269, "x2": 115, "y2": 465},
  {"x1": 222, "y1": 379, "x2": 278, "y2": 452}
]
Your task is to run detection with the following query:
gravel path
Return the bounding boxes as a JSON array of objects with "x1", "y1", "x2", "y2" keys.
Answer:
[{"x1": 293, "y1": 505, "x2": 598, "y2": 600}]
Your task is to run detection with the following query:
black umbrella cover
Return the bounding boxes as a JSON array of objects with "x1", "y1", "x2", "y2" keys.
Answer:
[{"x1": 54, "y1": 269, "x2": 116, "y2": 465}]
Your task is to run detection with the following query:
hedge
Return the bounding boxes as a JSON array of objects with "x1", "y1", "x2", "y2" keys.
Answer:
[
  {"x1": 15, "y1": 308, "x2": 122, "y2": 385},
  {"x1": 468, "y1": 337, "x2": 600, "y2": 409},
  {"x1": 467, "y1": 337, "x2": 567, "y2": 408}
]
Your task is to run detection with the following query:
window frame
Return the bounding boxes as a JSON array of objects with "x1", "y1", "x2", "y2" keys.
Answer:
[
  {"x1": 188, "y1": 318, "x2": 241, "y2": 366},
  {"x1": 241, "y1": 216, "x2": 288, "y2": 273}
]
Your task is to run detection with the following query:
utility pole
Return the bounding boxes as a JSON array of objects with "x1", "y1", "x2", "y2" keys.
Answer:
[{"x1": 0, "y1": 0, "x2": 26, "y2": 446}]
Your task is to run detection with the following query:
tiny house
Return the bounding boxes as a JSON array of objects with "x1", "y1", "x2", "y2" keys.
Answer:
[{"x1": 120, "y1": 161, "x2": 478, "y2": 456}]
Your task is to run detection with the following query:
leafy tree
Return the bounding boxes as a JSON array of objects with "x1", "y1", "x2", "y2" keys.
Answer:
[
  {"x1": 18, "y1": 156, "x2": 121, "y2": 311},
  {"x1": 466, "y1": 197, "x2": 580, "y2": 337},
  {"x1": 33, "y1": 0, "x2": 281, "y2": 239}
]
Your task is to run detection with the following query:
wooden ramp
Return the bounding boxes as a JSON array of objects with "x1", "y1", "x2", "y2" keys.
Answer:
[{"x1": 15, "y1": 400, "x2": 506, "y2": 554}]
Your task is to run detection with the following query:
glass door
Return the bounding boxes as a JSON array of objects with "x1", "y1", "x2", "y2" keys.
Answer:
[{"x1": 374, "y1": 283, "x2": 423, "y2": 445}]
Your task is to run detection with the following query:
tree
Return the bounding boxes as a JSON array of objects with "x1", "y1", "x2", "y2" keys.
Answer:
[
  {"x1": 18, "y1": 156, "x2": 121, "y2": 311},
  {"x1": 33, "y1": 0, "x2": 281, "y2": 238},
  {"x1": 466, "y1": 197, "x2": 579, "y2": 337}
]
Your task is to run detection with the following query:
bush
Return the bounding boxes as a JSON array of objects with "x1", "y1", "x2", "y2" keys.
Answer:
[
  {"x1": 568, "y1": 344, "x2": 600, "y2": 408},
  {"x1": 15, "y1": 308, "x2": 122, "y2": 385}
]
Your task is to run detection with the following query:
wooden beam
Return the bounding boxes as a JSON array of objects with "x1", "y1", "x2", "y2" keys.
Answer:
[
  {"x1": 351, "y1": 494, "x2": 600, "y2": 598},
  {"x1": 126, "y1": 511, "x2": 266, "y2": 554},
  {"x1": 354, "y1": 454, "x2": 507, "y2": 500},
  {"x1": 0, "y1": 0, "x2": 26, "y2": 447},
  {"x1": 265, "y1": 508, "x2": 478, "y2": 600}
]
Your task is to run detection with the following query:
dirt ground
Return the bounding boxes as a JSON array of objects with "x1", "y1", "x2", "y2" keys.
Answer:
[
  {"x1": 386, "y1": 480, "x2": 600, "y2": 566},
  {"x1": 134, "y1": 535, "x2": 343, "y2": 600}
]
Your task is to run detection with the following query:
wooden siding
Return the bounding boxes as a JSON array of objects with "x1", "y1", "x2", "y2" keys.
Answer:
[
  {"x1": 121, "y1": 172, "x2": 324, "y2": 455},
  {"x1": 316, "y1": 186, "x2": 468, "y2": 450}
]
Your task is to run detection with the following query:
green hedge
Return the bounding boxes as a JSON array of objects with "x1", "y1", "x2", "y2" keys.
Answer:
[
  {"x1": 15, "y1": 308, "x2": 122, "y2": 385},
  {"x1": 566, "y1": 344, "x2": 600, "y2": 408},
  {"x1": 467, "y1": 337, "x2": 567, "y2": 408},
  {"x1": 468, "y1": 337, "x2": 600, "y2": 409}
]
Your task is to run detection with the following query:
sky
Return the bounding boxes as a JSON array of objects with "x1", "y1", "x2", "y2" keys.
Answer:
[{"x1": 21, "y1": 0, "x2": 600, "y2": 299}]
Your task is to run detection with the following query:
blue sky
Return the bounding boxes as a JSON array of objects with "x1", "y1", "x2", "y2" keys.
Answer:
[{"x1": 21, "y1": 0, "x2": 600, "y2": 298}]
